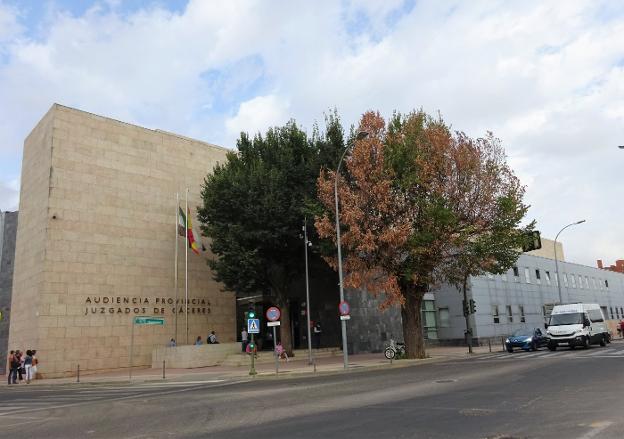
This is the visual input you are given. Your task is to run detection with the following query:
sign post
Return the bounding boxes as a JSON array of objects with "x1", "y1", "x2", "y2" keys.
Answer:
[
  {"x1": 129, "y1": 316, "x2": 165, "y2": 380},
  {"x1": 339, "y1": 301, "x2": 350, "y2": 321},
  {"x1": 247, "y1": 317, "x2": 260, "y2": 376},
  {"x1": 266, "y1": 307, "x2": 281, "y2": 374}
]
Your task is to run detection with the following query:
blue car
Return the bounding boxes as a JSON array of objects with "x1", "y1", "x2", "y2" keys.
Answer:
[{"x1": 505, "y1": 328, "x2": 549, "y2": 352}]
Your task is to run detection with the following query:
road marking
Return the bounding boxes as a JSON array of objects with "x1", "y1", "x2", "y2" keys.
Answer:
[
  {"x1": 576, "y1": 421, "x2": 613, "y2": 439},
  {"x1": 0, "y1": 379, "x2": 249, "y2": 417}
]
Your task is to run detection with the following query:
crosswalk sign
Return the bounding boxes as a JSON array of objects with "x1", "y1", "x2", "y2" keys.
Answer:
[{"x1": 247, "y1": 318, "x2": 260, "y2": 334}]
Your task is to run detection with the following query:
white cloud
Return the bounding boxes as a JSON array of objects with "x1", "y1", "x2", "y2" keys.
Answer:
[
  {"x1": 0, "y1": 0, "x2": 623, "y2": 265},
  {"x1": 0, "y1": 177, "x2": 19, "y2": 212},
  {"x1": 0, "y1": 2, "x2": 21, "y2": 45},
  {"x1": 225, "y1": 95, "x2": 290, "y2": 143}
]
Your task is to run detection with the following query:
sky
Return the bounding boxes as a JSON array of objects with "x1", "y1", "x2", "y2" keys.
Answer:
[{"x1": 0, "y1": 0, "x2": 623, "y2": 267}]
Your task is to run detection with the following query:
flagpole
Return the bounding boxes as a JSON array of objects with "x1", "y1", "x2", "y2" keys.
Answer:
[
  {"x1": 185, "y1": 187, "x2": 189, "y2": 345},
  {"x1": 174, "y1": 192, "x2": 179, "y2": 344}
]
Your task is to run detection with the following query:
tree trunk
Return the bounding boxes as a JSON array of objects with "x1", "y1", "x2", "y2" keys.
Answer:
[
  {"x1": 401, "y1": 284, "x2": 426, "y2": 359},
  {"x1": 278, "y1": 300, "x2": 294, "y2": 357}
]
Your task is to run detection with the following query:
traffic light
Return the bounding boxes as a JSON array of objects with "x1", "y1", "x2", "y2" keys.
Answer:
[
  {"x1": 522, "y1": 230, "x2": 542, "y2": 252},
  {"x1": 245, "y1": 308, "x2": 256, "y2": 319},
  {"x1": 469, "y1": 299, "x2": 476, "y2": 314},
  {"x1": 462, "y1": 300, "x2": 469, "y2": 317}
]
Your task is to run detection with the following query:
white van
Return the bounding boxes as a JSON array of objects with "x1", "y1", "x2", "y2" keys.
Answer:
[{"x1": 546, "y1": 303, "x2": 608, "y2": 350}]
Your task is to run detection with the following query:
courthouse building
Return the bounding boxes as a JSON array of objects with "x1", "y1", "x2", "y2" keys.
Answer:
[{"x1": 9, "y1": 104, "x2": 236, "y2": 377}]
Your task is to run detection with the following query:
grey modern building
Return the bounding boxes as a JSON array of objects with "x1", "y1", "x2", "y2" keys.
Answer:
[
  {"x1": 435, "y1": 252, "x2": 624, "y2": 344},
  {"x1": 344, "y1": 240, "x2": 624, "y2": 352},
  {"x1": 0, "y1": 210, "x2": 18, "y2": 373}
]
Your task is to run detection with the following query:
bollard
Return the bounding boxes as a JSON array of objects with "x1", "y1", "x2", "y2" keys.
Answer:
[
  {"x1": 488, "y1": 339, "x2": 492, "y2": 353},
  {"x1": 313, "y1": 359, "x2": 317, "y2": 373},
  {"x1": 77, "y1": 364, "x2": 80, "y2": 383},
  {"x1": 162, "y1": 360, "x2": 165, "y2": 380},
  {"x1": 501, "y1": 336, "x2": 505, "y2": 351}
]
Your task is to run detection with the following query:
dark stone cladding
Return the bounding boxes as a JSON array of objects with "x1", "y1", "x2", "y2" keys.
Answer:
[
  {"x1": 345, "y1": 289, "x2": 403, "y2": 354},
  {"x1": 0, "y1": 211, "x2": 18, "y2": 374}
]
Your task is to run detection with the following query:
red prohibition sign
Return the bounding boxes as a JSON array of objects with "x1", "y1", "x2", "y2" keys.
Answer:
[{"x1": 338, "y1": 301, "x2": 350, "y2": 316}]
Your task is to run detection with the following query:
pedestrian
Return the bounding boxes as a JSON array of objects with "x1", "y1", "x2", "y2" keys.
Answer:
[
  {"x1": 275, "y1": 342, "x2": 289, "y2": 362},
  {"x1": 16, "y1": 350, "x2": 23, "y2": 381},
  {"x1": 195, "y1": 336, "x2": 203, "y2": 346},
  {"x1": 313, "y1": 321, "x2": 322, "y2": 349},
  {"x1": 207, "y1": 331, "x2": 218, "y2": 344},
  {"x1": 24, "y1": 350, "x2": 33, "y2": 384},
  {"x1": 241, "y1": 327, "x2": 248, "y2": 353},
  {"x1": 31, "y1": 350, "x2": 38, "y2": 379},
  {"x1": 620, "y1": 320, "x2": 624, "y2": 339},
  {"x1": 7, "y1": 351, "x2": 17, "y2": 385},
  {"x1": 169, "y1": 338, "x2": 176, "y2": 347}
]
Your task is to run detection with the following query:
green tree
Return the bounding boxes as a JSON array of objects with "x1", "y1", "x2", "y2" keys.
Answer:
[
  {"x1": 316, "y1": 111, "x2": 531, "y2": 359},
  {"x1": 198, "y1": 116, "x2": 345, "y2": 354}
]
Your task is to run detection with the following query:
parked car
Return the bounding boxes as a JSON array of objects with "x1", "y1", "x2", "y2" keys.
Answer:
[{"x1": 505, "y1": 328, "x2": 549, "y2": 352}]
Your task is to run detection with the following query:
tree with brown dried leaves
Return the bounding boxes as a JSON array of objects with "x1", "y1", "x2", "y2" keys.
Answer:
[{"x1": 315, "y1": 110, "x2": 531, "y2": 359}]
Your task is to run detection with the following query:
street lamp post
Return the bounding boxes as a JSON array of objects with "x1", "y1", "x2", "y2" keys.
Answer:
[
  {"x1": 303, "y1": 217, "x2": 313, "y2": 365},
  {"x1": 554, "y1": 220, "x2": 586, "y2": 304},
  {"x1": 334, "y1": 130, "x2": 369, "y2": 369}
]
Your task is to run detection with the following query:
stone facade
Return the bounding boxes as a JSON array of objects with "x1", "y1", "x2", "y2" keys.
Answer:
[
  {"x1": 0, "y1": 210, "x2": 18, "y2": 374},
  {"x1": 9, "y1": 104, "x2": 235, "y2": 377}
]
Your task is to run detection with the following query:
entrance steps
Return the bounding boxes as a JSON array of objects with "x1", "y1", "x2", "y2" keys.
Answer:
[{"x1": 220, "y1": 347, "x2": 342, "y2": 367}]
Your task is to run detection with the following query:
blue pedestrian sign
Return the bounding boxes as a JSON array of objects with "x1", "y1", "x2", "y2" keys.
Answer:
[{"x1": 247, "y1": 318, "x2": 260, "y2": 334}]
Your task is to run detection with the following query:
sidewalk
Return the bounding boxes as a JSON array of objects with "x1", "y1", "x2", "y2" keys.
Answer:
[{"x1": 17, "y1": 344, "x2": 497, "y2": 387}]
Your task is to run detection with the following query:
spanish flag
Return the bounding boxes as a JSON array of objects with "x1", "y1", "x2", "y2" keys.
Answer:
[{"x1": 178, "y1": 207, "x2": 201, "y2": 255}]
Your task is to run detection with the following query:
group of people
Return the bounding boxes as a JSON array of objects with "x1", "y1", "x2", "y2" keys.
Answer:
[
  {"x1": 167, "y1": 331, "x2": 220, "y2": 347},
  {"x1": 7, "y1": 350, "x2": 38, "y2": 385}
]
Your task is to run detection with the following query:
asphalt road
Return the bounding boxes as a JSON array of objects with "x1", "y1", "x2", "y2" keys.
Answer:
[{"x1": 1, "y1": 342, "x2": 624, "y2": 439}]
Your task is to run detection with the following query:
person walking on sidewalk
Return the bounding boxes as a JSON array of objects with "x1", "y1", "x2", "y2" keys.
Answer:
[
  {"x1": 313, "y1": 321, "x2": 322, "y2": 349},
  {"x1": 23, "y1": 350, "x2": 33, "y2": 384},
  {"x1": 275, "y1": 342, "x2": 289, "y2": 362},
  {"x1": 241, "y1": 327, "x2": 248, "y2": 353},
  {"x1": 7, "y1": 351, "x2": 18, "y2": 385}
]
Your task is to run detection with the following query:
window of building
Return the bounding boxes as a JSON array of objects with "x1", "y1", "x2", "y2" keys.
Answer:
[
  {"x1": 577, "y1": 275, "x2": 582, "y2": 289},
  {"x1": 570, "y1": 274, "x2": 576, "y2": 288},
  {"x1": 513, "y1": 266, "x2": 519, "y2": 278},
  {"x1": 585, "y1": 276, "x2": 590, "y2": 289},
  {"x1": 543, "y1": 305, "x2": 553, "y2": 321},
  {"x1": 617, "y1": 308, "x2": 620, "y2": 319},
  {"x1": 610, "y1": 307, "x2": 614, "y2": 319},
  {"x1": 524, "y1": 268, "x2": 531, "y2": 283},
  {"x1": 535, "y1": 269, "x2": 541, "y2": 284},
  {"x1": 605, "y1": 279, "x2": 609, "y2": 289},
  {"x1": 519, "y1": 305, "x2": 526, "y2": 323},
  {"x1": 621, "y1": 307, "x2": 624, "y2": 317},
  {"x1": 492, "y1": 305, "x2": 500, "y2": 324},
  {"x1": 422, "y1": 300, "x2": 438, "y2": 340},
  {"x1": 563, "y1": 273, "x2": 568, "y2": 287},
  {"x1": 507, "y1": 305, "x2": 513, "y2": 323},
  {"x1": 438, "y1": 308, "x2": 450, "y2": 328},
  {"x1": 545, "y1": 271, "x2": 551, "y2": 285}
]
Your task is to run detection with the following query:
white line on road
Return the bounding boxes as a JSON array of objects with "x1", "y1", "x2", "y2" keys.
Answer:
[{"x1": 576, "y1": 421, "x2": 613, "y2": 439}]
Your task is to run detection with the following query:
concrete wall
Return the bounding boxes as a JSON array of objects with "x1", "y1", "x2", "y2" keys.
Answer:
[
  {"x1": 0, "y1": 211, "x2": 18, "y2": 373},
  {"x1": 152, "y1": 342, "x2": 240, "y2": 368},
  {"x1": 527, "y1": 238, "x2": 564, "y2": 261},
  {"x1": 9, "y1": 104, "x2": 236, "y2": 377}
]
